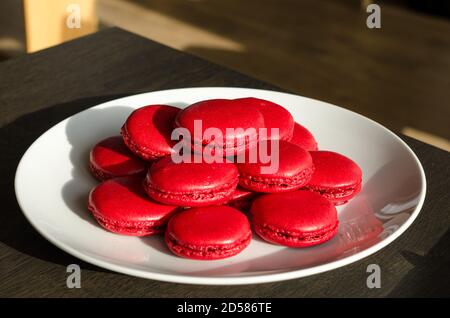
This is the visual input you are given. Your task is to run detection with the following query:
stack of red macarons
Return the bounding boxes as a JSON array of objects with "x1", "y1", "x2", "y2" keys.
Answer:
[{"x1": 88, "y1": 98, "x2": 362, "y2": 260}]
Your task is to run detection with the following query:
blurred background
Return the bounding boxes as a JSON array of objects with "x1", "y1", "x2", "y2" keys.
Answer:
[{"x1": 0, "y1": 0, "x2": 449, "y2": 151}]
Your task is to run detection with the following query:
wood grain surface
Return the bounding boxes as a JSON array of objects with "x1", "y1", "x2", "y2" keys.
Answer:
[{"x1": 0, "y1": 28, "x2": 448, "y2": 297}]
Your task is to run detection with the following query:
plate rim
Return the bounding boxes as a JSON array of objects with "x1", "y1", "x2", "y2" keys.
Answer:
[{"x1": 14, "y1": 87, "x2": 427, "y2": 285}]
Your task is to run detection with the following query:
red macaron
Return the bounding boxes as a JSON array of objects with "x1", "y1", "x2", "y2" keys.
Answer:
[
  {"x1": 290, "y1": 122, "x2": 318, "y2": 151},
  {"x1": 165, "y1": 206, "x2": 252, "y2": 260},
  {"x1": 144, "y1": 155, "x2": 239, "y2": 207},
  {"x1": 251, "y1": 190, "x2": 339, "y2": 247},
  {"x1": 226, "y1": 186, "x2": 257, "y2": 212},
  {"x1": 88, "y1": 176, "x2": 179, "y2": 236},
  {"x1": 121, "y1": 105, "x2": 181, "y2": 160},
  {"x1": 237, "y1": 140, "x2": 314, "y2": 193},
  {"x1": 304, "y1": 151, "x2": 362, "y2": 205},
  {"x1": 234, "y1": 97, "x2": 294, "y2": 141},
  {"x1": 89, "y1": 136, "x2": 147, "y2": 181},
  {"x1": 174, "y1": 99, "x2": 265, "y2": 156}
]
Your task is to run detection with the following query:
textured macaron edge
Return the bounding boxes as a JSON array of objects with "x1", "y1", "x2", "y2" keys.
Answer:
[
  {"x1": 88, "y1": 161, "x2": 145, "y2": 182},
  {"x1": 254, "y1": 221, "x2": 339, "y2": 247},
  {"x1": 143, "y1": 176, "x2": 238, "y2": 207},
  {"x1": 87, "y1": 201, "x2": 170, "y2": 236},
  {"x1": 191, "y1": 136, "x2": 260, "y2": 156},
  {"x1": 225, "y1": 193, "x2": 258, "y2": 212},
  {"x1": 239, "y1": 166, "x2": 314, "y2": 193},
  {"x1": 121, "y1": 125, "x2": 171, "y2": 160},
  {"x1": 89, "y1": 161, "x2": 113, "y2": 182},
  {"x1": 192, "y1": 131, "x2": 260, "y2": 148},
  {"x1": 304, "y1": 182, "x2": 362, "y2": 205},
  {"x1": 165, "y1": 231, "x2": 252, "y2": 260}
]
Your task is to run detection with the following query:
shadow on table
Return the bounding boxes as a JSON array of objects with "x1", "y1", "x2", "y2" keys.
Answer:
[
  {"x1": 0, "y1": 94, "x2": 129, "y2": 270},
  {"x1": 62, "y1": 104, "x2": 135, "y2": 228},
  {"x1": 388, "y1": 228, "x2": 450, "y2": 297}
]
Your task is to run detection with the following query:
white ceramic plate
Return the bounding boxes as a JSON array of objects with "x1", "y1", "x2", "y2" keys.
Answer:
[{"x1": 15, "y1": 87, "x2": 426, "y2": 285}]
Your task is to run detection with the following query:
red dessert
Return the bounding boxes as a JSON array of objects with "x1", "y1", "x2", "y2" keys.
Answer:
[
  {"x1": 89, "y1": 136, "x2": 147, "y2": 181},
  {"x1": 121, "y1": 105, "x2": 181, "y2": 160},
  {"x1": 165, "y1": 206, "x2": 252, "y2": 260},
  {"x1": 290, "y1": 122, "x2": 318, "y2": 151},
  {"x1": 305, "y1": 151, "x2": 362, "y2": 205},
  {"x1": 251, "y1": 190, "x2": 339, "y2": 247},
  {"x1": 88, "y1": 176, "x2": 179, "y2": 236},
  {"x1": 174, "y1": 99, "x2": 265, "y2": 156},
  {"x1": 237, "y1": 140, "x2": 314, "y2": 193},
  {"x1": 144, "y1": 155, "x2": 239, "y2": 207},
  {"x1": 235, "y1": 97, "x2": 294, "y2": 141}
]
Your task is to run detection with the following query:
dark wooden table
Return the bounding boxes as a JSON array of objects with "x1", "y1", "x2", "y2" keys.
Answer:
[{"x1": 0, "y1": 28, "x2": 448, "y2": 297}]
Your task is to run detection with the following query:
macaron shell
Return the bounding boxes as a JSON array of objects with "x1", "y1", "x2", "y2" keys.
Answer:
[
  {"x1": 89, "y1": 136, "x2": 147, "y2": 181},
  {"x1": 309, "y1": 183, "x2": 362, "y2": 206},
  {"x1": 88, "y1": 176, "x2": 178, "y2": 235},
  {"x1": 148, "y1": 156, "x2": 239, "y2": 193},
  {"x1": 251, "y1": 191, "x2": 338, "y2": 247},
  {"x1": 307, "y1": 151, "x2": 362, "y2": 189},
  {"x1": 165, "y1": 206, "x2": 252, "y2": 260},
  {"x1": 304, "y1": 151, "x2": 362, "y2": 204},
  {"x1": 228, "y1": 186, "x2": 255, "y2": 201},
  {"x1": 252, "y1": 191, "x2": 337, "y2": 232},
  {"x1": 237, "y1": 140, "x2": 312, "y2": 177},
  {"x1": 121, "y1": 105, "x2": 181, "y2": 160},
  {"x1": 174, "y1": 99, "x2": 265, "y2": 150},
  {"x1": 237, "y1": 140, "x2": 314, "y2": 192},
  {"x1": 144, "y1": 155, "x2": 239, "y2": 206},
  {"x1": 226, "y1": 187, "x2": 258, "y2": 212},
  {"x1": 234, "y1": 97, "x2": 294, "y2": 141},
  {"x1": 290, "y1": 122, "x2": 318, "y2": 151}
]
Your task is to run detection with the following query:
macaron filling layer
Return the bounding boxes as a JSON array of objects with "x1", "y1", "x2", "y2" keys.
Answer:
[
  {"x1": 239, "y1": 167, "x2": 314, "y2": 191},
  {"x1": 88, "y1": 203, "x2": 165, "y2": 235},
  {"x1": 305, "y1": 183, "x2": 360, "y2": 198},
  {"x1": 89, "y1": 161, "x2": 145, "y2": 181},
  {"x1": 255, "y1": 222, "x2": 338, "y2": 246},
  {"x1": 144, "y1": 177, "x2": 238, "y2": 205},
  {"x1": 305, "y1": 183, "x2": 362, "y2": 205},
  {"x1": 191, "y1": 136, "x2": 259, "y2": 156},
  {"x1": 166, "y1": 232, "x2": 252, "y2": 259},
  {"x1": 194, "y1": 129, "x2": 259, "y2": 148}
]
